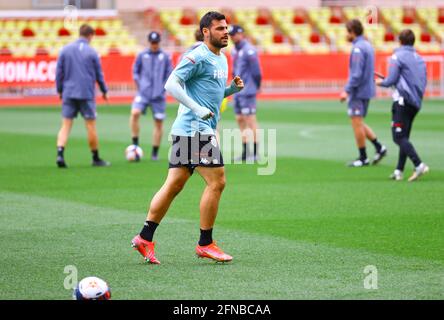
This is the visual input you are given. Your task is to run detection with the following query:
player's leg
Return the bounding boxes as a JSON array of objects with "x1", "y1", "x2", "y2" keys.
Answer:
[
  {"x1": 150, "y1": 99, "x2": 167, "y2": 160},
  {"x1": 56, "y1": 98, "x2": 78, "y2": 168},
  {"x1": 234, "y1": 96, "x2": 249, "y2": 160},
  {"x1": 391, "y1": 102, "x2": 427, "y2": 181},
  {"x1": 148, "y1": 167, "x2": 191, "y2": 224},
  {"x1": 390, "y1": 102, "x2": 405, "y2": 180},
  {"x1": 195, "y1": 166, "x2": 232, "y2": 262},
  {"x1": 236, "y1": 114, "x2": 248, "y2": 160},
  {"x1": 361, "y1": 99, "x2": 386, "y2": 164},
  {"x1": 399, "y1": 104, "x2": 429, "y2": 182},
  {"x1": 348, "y1": 99, "x2": 370, "y2": 167},
  {"x1": 130, "y1": 109, "x2": 142, "y2": 146},
  {"x1": 151, "y1": 119, "x2": 163, "y2": 160},
  {"x1": 196, "y1": 166, "x2": 225, "y2": 230},
  {"x1": 364, "y1": 123, "x2": 387, "y2": 165},
  {"x1": 247, "y1": 96, "x2": 259, "y2": 160},
  {"x1": 245, "y1": 114, "x2": 259, "y2": 160},
  {"x1": 56, "y1": 118, "x2": 74, "y2": 168},
  {"x1": 132, "y1": 167, "x2": 191, "y2": 264},
  {"x1": 84, "y1": 119, "x2": 110, "y2": 167},
  {"x1": 80, "y1": 100, "x2": 110, "y2": 167},
  {"x1": 130, "y1": 96, "x2": 147, "y2": 146},
  {"x1": 193, "y1": 134, "x2": 231, "y2": 262},
  {"x1": 349, "y1": 116, "x2": 369, "y2": 166}
]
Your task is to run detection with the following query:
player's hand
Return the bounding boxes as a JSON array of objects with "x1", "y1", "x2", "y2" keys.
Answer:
[
  {"x1": 58, "y1": 93, "x2": 62, "y2": 100},
  {"x1": 197, "y1": 106, "x2": 214, "y2": 120},
  {"x1": 102, "y1": 92, "x2": 108, "y2": 101},
  {"x1": 375, "y1": 78, "x2": 384, "y2": 86},
  {"x1": 339, "y1": 91, "x2": 348, "y2": 103},
  {"x1": 233, "y1": 76, "x2": 244, "y2": 90}
]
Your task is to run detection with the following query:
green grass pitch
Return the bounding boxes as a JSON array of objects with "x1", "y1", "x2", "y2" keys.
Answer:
[{"x1": 0, "y1": 99, "x2": 443, "y2": 299}]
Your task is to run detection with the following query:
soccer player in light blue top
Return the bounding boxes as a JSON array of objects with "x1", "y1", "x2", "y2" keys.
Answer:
[{"x1": 131, "y1": 11, "x2": 244, "y2": 264}]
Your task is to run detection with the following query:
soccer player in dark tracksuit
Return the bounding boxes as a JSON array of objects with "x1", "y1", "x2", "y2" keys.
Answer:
[
  {"x1": 130, "y1": 31, "x2": 173, "y2": 161},
  {"x1": 55, "y1": 24, "x2": 110, "y2": 168},
  {"x1": 229, "y1": 25, "x2": 262, "y2": 161},
  {"x1": 340, "y1": 19, "x2": 387, "y2": 167},
  {"x1": 376, "y1": 29, "x2": 429, "y2": 182}
]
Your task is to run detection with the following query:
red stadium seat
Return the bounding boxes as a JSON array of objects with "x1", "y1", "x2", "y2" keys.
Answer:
[
  {"x1": 402, "y1": 15, "x2": 414, "y2": 24},
  {"x1": 95, "y1": 27, "x2": 107, "y2": 36},
  {"x1": 329, "y1": 15, "x2": 342, "y2": 24},
  {"x1": 22, "y1": 27, "x2": 35, "y2": 37},
  {"x1": 58, "y1": 27, "x2": 71, "y2": 37},
  {"x1": 256, "y1": 15, "x2": 269, "y2": 25},
  {"x1": 273, "y1": 33, "x2": 284, "y2": 43},
  {"x1": 438, "y1": 8, "x2": 444, "y2": 23},
  {"x1": 0, "y1": 46, "x2": 12, "y2": 56},
  {"x1": 384, "y1": 32, "x2": 395, "y2": 42},
  {"x1": 35, "y1": 46, "x2": 49, "y2": 56},
  {"x1": 179, "y1": 16, "x2": 193, "y2": 25},
  {"x1": 420, "y1": 32, "x2": 431, "y2": 42},
  {"x1": 179, "y1": 8, "x2": 195, "y2": 26},
  {"x1": 292, "y1": 15, "x2": 305, "y2": 24},
  {"x1": 310, "y1": 33, "x2": 320, "y2": 43},
  {"x1": 402, "y1": 7, "x2": 415, "y2": 24}
]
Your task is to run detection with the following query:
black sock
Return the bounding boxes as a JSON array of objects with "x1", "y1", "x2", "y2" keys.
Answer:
[
  {"x1": 371, "y1": 138, "x2": 382, "y2": 152},
  {"x1": 92, "y1": 150, "x2": 100, "y2": 161},
  {"x1": 242, "y1": 143, "x2": 248, "y2": 159},
  {"x1": 199, "y1": 228, "x2": 213, "y2": 246},
  {"x1": 132, "y1": 136, "x2": 139, "y2": 146},
  {"x1": 57, "y1": 146, "x2": 64, "y2": 158},
  {"x1": 253, "y1": 143, "x2": 258, "y2": 156},
  {"x1": 140, "y1": 221, "x2": 159, "y2": 242},
  {"x1": 359, "y1": 147, "x2": 367, "y2": 160},
  {"x1": 152, "y1": 146, "x2": 159, "y2": 157}
]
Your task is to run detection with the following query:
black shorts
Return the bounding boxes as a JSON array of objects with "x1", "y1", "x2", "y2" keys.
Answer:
[
  {"x1": 391, "y1": 101, "x2": 418, "y2": 138},
  {"x1": 168, "y1": 134, "x2": 224, "y2": 174}
]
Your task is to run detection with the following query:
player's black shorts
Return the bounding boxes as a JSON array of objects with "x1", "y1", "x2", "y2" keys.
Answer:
[
  {"x1": 168, "y1": 134, "x2": 224, "y2": 174},
  {"x1": 391, "y1": 100, "x2": 419, "y2": 139}
]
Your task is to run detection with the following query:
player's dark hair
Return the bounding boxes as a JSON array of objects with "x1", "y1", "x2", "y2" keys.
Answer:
[
  {"x1": 79, "y1": 24, "x2": 95, "y2": 37},
  {"x1": 346, "y1": 19, "x2": 364, "y2": 36},
  {"x1": 199, "y1": 11, "x2": 226, "y2": 33},
  {"x1": 195, "y1": 29, "x2": 204, "y2": 42},
  {"x1": 399, "y1": 29, "x2": 415, "y2": 46}
]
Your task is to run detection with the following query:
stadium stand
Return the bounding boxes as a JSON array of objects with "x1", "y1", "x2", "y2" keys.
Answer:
[
  {"x1": 1, "y1": 6, "x2": 442, "y2": 57},
  {"x1": 151, "y1": 6, "x2": 443, "y2": 54},
  {"x1": 0, "y1": 14, "x2": 140, "y2": 57}
]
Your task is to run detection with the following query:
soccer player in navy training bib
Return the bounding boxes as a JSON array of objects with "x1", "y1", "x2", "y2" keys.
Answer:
[
  {"x1": 340, "y1": 19, "x2": 387, "y2": 167},
  {"x1": 376, "y1": 29, "x2": 429, "y2": 182},
  {"x1": 130, "y1": 31, "x2": 173, "y2": 160},
  {"x1": 131, "y1": 12, "x2": 244, "y2": 264},
  {"x1": 55, "y1": 24, "x2": 110, "y2": 168},
  {"x1": 229, "y1": 25, "x2": 262, "y2": 161}
]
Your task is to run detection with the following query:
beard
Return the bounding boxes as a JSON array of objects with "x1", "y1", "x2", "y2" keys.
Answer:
[{"x1": 209, "y1": 32, "x2": 228, "y2": 48}]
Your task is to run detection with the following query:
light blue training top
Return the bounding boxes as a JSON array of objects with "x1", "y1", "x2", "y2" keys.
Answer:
[{"x1": 170, "y1": 43, "x2": 229, "y2": 136}]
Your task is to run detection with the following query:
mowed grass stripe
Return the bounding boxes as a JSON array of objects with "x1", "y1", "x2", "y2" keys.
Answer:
[
  {"x1": 0, "y1": 132, "x2": 443, "y2": 263},
  {"x1": 0, "y1": 192, "x2": 443, "y2": 300}
]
